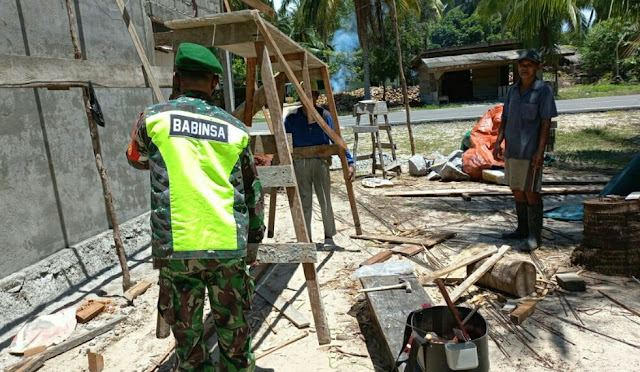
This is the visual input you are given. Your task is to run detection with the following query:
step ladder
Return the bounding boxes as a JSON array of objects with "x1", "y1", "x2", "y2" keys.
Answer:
[{"x1": 351, "y1": 100, "x2": 401, "y2": 179}]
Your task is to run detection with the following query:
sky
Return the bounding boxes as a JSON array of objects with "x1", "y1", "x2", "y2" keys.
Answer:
[{"x1": 273, "y1": 0, "x2": 283, "y2": 11}]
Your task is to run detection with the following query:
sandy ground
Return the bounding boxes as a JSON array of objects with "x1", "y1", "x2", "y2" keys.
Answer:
[{"x1": 1, "y1": 112, "x2": 639, "y2": 372}]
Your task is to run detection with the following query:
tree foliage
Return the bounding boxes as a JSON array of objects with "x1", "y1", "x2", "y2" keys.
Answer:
[
  {"x1": 581, "y1": 18, "x2": 640, "y2": 80},
  {"x1": 430, "y1": 7, "x2": 503, "y2": 48}
]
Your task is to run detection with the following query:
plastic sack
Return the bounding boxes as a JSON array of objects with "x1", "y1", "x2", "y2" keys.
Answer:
[
  {"x1": 9, "y1": 306, "x2": 77, "y2": 354},
  {"x1": 462, "y1": 105, "x2": 505, "y2": 181}
]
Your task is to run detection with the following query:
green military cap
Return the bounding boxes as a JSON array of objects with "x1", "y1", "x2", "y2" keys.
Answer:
[{"x1": 175, "y1": 43, "x2": 223, "y2": 73}]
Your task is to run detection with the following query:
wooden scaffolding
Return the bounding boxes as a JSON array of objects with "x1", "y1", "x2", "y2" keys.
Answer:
[{"x1": 166, "y1": 10, "x2": 362, "y2": 344}]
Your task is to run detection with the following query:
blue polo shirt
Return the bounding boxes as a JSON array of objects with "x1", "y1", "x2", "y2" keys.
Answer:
[
  {"x1": 502, "y1": 78, "x2": 558, "y2": 159},
  {"x1": 284, "y1": 106, "x2": 354, "y2": 164}
]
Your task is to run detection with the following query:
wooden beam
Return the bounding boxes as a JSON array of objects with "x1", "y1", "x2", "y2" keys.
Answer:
[
  {"x1": 232, "y1": 73, "x2": 286, "y2": 122},
  {"x1": 350, "y1": 231, "x2": 455, "y2": 247},
  {"x1": 153, "y1": 31, "x2": 173, "y2": 46},
  {"x1": 510, "y1": 300, "x2": 537, "y2": 325},
  {"x1": 244, "y1": 58, "x2": 257, "y2": 126},
  {"x1": 246, "y1": 242, "x2": 317, "y2": 264},
  {"x1": 253, "y1": 13, "x2": 346, "y2": 150},
  {"x1": 320, "y1": 66, "x2": 361, "y2": 235},
  {"x1": 259, "y1": 44, "x2": 331, "y2": 344},
  {"x1": 292, "y1": 144, "x2": 339, "y2": 159},
  {"x1": 76, "y1": 302, "x2": 105, "y2": 324},
  {"x1": 250, "y1": 134, "x2": 292, "y2": 155},
  {"x1": 448, "y1": 245, "x2": 511, "y2": 303},
  {"x1": 360, "y1": 250, "x2": 393, "y2": 266},
  {"x1": 172, "y1": 21, "x2": 261, "y2": 48},
  {"x1": 385, "y1": 185, "x2": 603, "y2": 197},
  {"x1": 257, "y1": 165, "x2": 296, "y2": 188},
  {"x1": 0, "y1": 54, "x2": 173, "y2": 88},
  {"x1": 419, "y1": 245, "x2": 499, "y2": 285},
  {"x1": 240, "y1": 0, "x2": 276, "y2": 18},
  {"x1": 124, "y1": 280, "x2": 153, "y2": 302},
  {"x1": 115, "y1": 0, "x2": 164, "y2": 102}
]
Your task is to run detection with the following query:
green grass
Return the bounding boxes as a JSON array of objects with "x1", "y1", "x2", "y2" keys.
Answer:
[{"x1": 557, "y1": 83, "x2": 640, "y2": 100}]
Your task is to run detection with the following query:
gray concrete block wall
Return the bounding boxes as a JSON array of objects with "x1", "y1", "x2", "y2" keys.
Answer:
[{"x1": 1, "y1": 0, "x2": 223, "y2": 279}]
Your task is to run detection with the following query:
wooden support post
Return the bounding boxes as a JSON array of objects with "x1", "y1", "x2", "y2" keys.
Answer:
[
  {"x1": 320, "y1": 66, "x2": 362, "y2": 235},
  {"x1": 252, "y1": 13, "x2": 346, "y2": 150},
  {"x1": 114, "y1": 0, "x2": 164, "y2": 103},
  {"x1": 300, "y1": 53, "x2": 314, "y2": 124},
  {"x1": 259, "y1": 46, "x2": 331, "y2": 344},
  {"x1": 244, "y1": 58, "x2": 257, "y2": 126}
]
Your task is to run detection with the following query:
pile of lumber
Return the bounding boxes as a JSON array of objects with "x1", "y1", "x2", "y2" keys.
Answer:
[{"x1": 315, "y1": 85, "x2": 422, "y2": 110}]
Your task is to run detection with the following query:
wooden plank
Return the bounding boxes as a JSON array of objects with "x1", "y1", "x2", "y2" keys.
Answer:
[
  {"x1": 20, "y1": 345, "x2": 47, "y2": 358},
  {"x1": 449, "y1": 245, "x2": 511, "y2": 303},
  {"x1": 246, "y1": 242, "x2": 317, "y2": 264},
  {"x1": 250, "y1": 134, "x2": 292, "y2": 155},
  {"x1": 255, "y1": 285, "x2": 310, "y2": 328},
  {"x1": 350, "y1": 231, "x2": 455, "y2": 247},
  {"x1": 253, "y1": 13, "x2": 346, "y2": 150},
  {"x1": 124, "y1": 280, "x2": 153, "y2": 302},
  {"x1": 257, "y1": 165, "x2": 296, "y2": 188},
  {"x1": 352, "y1": 126, "x2": 380, "y2": 134},
  {"x1": 510, "y1": 300, "x2": 537, "y2": 325},
  {"x1": 292, "y1": 144, "x2": 339, "y2": 159},
  {"x1": 244, "y1": 58, "x2": 257, "y2": 126},
  {"x1": 7, "y1": 317, "x2": 126, "y2": 372},
  {"x1": 76, "y1": 302, "x2": 105, "y2": 324},
  {"x1": 359, "y1": 250, "x2": 393, "y2": 266},
  {"x1": 0, "y1": 54, "x2": 173, "y2": 88},
  {"x1": 115, "y1": 0, "x2": 164, "y2": 102},
  {"x1": 88, "y1": 351, "x2": 104, "y2": 372},
  {"x1": 391, "y1": 244, "x2": 425, "y2": 257},
  {"x1": 360, "y1": 276, "x2": 432, "y2": 367},
  {"x1": 259, "y1": 45, "x2": 330, "y2": 344},
  {"x1": 232, "y1": 73, "x2": 286, "y2": 122},
  {"x1": 300, "y1": 52, "x2": 313, "y2": 123},
  {"x1": 385, "y1": 185, "x2": 603, "y2": 197},
  {"x1": 240, "y1": 0, "x2": 276, "y2": 18},
  {"x1": 419, "y1": 245, "x2": 499, "y2": 285}
]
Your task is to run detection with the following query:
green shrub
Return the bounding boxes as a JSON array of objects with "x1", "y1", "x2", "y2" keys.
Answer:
[{"x1": 581, "y1": 18, "x2": 640, "y2": 80}]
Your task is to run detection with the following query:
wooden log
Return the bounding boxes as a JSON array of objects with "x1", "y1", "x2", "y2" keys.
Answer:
[
  {"x1": 467, "y1": 257, "x2": 536, "y2": 297},
  {"x1": 255, "y1": 286, "x2": 310, "y2": 328},
  {"x1": 419, "y1": 245, "x2": 499, "y2": 286},
  {"x1": 88, "y1": 351, "x2": 104, "y2": 372},
  {"x1": 449, "y1": 245, "x2": 511, "y2": 303},
  {"x1": 359, "y1": 250, "x2": 393, "y2": 266},
  {"x1": 124, "y1": 280, "x2": 153, "y2": 302},
  {"x1": 510, "y1": 300, "x2": 537, "y2": 325},
  {"x1": 76, "y1": 302, "x2": 106, "y2": 324},
  {"x1": 350, "y1": 231, "x2": 455, "y2": 247},
  {"x1": 385, "y1": 186, "x2": 602, "y2": 198}
]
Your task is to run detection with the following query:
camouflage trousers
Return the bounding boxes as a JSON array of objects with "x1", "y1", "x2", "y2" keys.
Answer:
[{"x1": 158, "y1": 258, "x2": 255, "y2": 372}]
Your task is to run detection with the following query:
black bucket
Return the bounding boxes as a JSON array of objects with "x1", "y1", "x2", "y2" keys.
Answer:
[{"x1": 405, "y1": 306, "x2": 489, "y2": 372}]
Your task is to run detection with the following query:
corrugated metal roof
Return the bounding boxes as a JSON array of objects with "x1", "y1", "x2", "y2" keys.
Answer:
[{"x1": 419, "y1": 47, "x2": 575, "y2": 71}]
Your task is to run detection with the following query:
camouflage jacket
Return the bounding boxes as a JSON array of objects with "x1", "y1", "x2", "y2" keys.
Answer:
[{"x1": 126, "y1": 90, "x2": 264, "y2": 259}]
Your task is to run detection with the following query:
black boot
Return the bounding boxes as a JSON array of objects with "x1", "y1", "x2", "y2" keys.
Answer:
[
  {"x1": 502, "y1": 202, "x2": 529, "y2": 239},
  {"x1": 518, "y1": 204, "x2": 543, "y2": 252}
]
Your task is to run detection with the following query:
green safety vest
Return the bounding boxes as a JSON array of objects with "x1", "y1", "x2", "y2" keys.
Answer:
[{"x1": 145, "y1": 109, "x2": 250, "y2": 254}]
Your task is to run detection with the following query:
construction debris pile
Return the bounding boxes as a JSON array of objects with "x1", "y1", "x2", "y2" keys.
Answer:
[{"x1": 316, "y1": 85, "x2": 422, "y2": 111}]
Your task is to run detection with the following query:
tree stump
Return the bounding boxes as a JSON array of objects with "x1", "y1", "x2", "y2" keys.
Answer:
[{"x1": 571, "y1": 197, "x2": 640, "y2": 276}]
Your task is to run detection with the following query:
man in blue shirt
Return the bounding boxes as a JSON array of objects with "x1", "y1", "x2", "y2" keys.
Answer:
[
  {"x1": 493, "y1": 50, "x2": 558, "y2": 251},
  {"x1": 284, "y1": 83, "x2": 355, "y2": 247}
]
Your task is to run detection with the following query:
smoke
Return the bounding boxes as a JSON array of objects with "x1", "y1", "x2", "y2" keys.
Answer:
[{"x1": 330, "y1": 28, "x2": 360, "y2": 93}]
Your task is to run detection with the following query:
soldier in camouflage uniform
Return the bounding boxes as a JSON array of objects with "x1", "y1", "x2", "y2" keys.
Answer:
[{"x1": 126, "y1": 43, "x2": 264, "y2": 372}]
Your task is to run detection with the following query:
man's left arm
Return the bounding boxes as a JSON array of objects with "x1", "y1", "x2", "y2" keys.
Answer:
[
  {"x1": 126, "y1": 112, "x2": 150, "y2": 170},
  {"x1": 532, "y1": 87, "x2": 559, "y2": 169},
  {"x1": 240, "y1": 146, "x2": 265, "y2": 244},
  {"x1": 325, "y1": 114, "x2": 355, "y2": 181}
]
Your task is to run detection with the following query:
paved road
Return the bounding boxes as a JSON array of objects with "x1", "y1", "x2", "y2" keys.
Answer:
[{"x1": 249, "y1": 94, "x2": 640, "y2": 133}]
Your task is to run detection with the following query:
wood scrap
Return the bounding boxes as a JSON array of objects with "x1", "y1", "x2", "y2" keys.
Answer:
[
  {"x1": 76, "y1": 302, "x2": 106, "y2": 324},
  {"x1": 124, "y1": 280, "x2": 153, "y2": 302},
  {"x1": 359, "y1": 250, "x2": 393, "y2": 266},
  {"x1": 385, "y1": 185, "x2": 602, "y2": 197},
  {"x1": 350, "y1": 231, "x2": 455, "y2": 247},
  {"x1": 419, "y1": 245, "x2": 499, "y2": 286},
  {"x1": 7, "y1": 317, "x2": 125, "y2": 372},
  {"x1": 597, "y1": 289, "x2": 640, "y2": 317},
  {"x1": 449, "y1": 245, "x2": 511, "y2": 302},
  {"x1": 255, "y1": 286, "x2": 310, "y2": 328},
  {"x1": 262, "y1": 309, "x2": 278, "y2": 334},
  {"x1": 20, "y1": 345, "x2": 47, "y2": 358},
  {"x1": 509, "y1": 300, "x2": 537, "y2": 325},
  {"x1": 255, "y1": 332, "x2": 308, "y2": 359},
  {"x1": 391, "y1": 244, "x2": 424, "y2": 257},
  {"x1": 88, "y1": 351, "x2": 104, "y2": 372}
]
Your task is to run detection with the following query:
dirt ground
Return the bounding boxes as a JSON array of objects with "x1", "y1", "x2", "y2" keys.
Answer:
[{"x1": 1, "y1": 111, "x2": 639, "y2": 372}]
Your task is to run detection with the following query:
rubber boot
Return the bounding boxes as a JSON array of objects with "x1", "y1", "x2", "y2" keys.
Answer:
[
  {"x1": 501, "y1": 202, "x2": 529, "y2": 239},
  {"x1": 518, "y1": 204, "x2": 543, "y2": 252}
]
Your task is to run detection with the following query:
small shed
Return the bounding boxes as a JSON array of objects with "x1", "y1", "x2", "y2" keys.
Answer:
[{"x1": 412, "y1": 41, "x2": 574, "y2": 104}]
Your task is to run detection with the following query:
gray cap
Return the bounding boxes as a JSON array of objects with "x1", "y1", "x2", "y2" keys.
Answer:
[{"x1": 518, "y1": 49, "x2": 541, "y2": 64}]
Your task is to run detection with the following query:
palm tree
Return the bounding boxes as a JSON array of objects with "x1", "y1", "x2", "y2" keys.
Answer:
[{"x1": 474, "y1": 0, "x2": 513, "y2": 39}]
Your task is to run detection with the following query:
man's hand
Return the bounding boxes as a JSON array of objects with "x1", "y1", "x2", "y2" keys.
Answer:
[
  {"x1": 492, "y1": 145, "x2": 504, "y2": 161},
  {"x1": 531, "y1": 150, "x2": 544, "y2": 169},
  {"x1": 348, "y1": 165, "x2": 355, "y2": 182}
]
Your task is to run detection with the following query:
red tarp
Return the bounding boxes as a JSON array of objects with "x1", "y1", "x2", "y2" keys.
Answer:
[{"x1": 462, "y1": 105, "x2": 505, "y2": 181}]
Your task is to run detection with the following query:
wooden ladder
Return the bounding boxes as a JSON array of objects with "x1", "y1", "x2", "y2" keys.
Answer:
[{"x1": 352, "y1": 106, "x2": 401, "y2": 179}]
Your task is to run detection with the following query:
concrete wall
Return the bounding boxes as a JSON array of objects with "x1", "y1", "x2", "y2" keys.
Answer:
[
  {"x1": 472, "y1": 67, "x2": 500, "y2": 101},
  {"x1": 0, "y1": 0, "x2": 220, "y2": 279}
]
